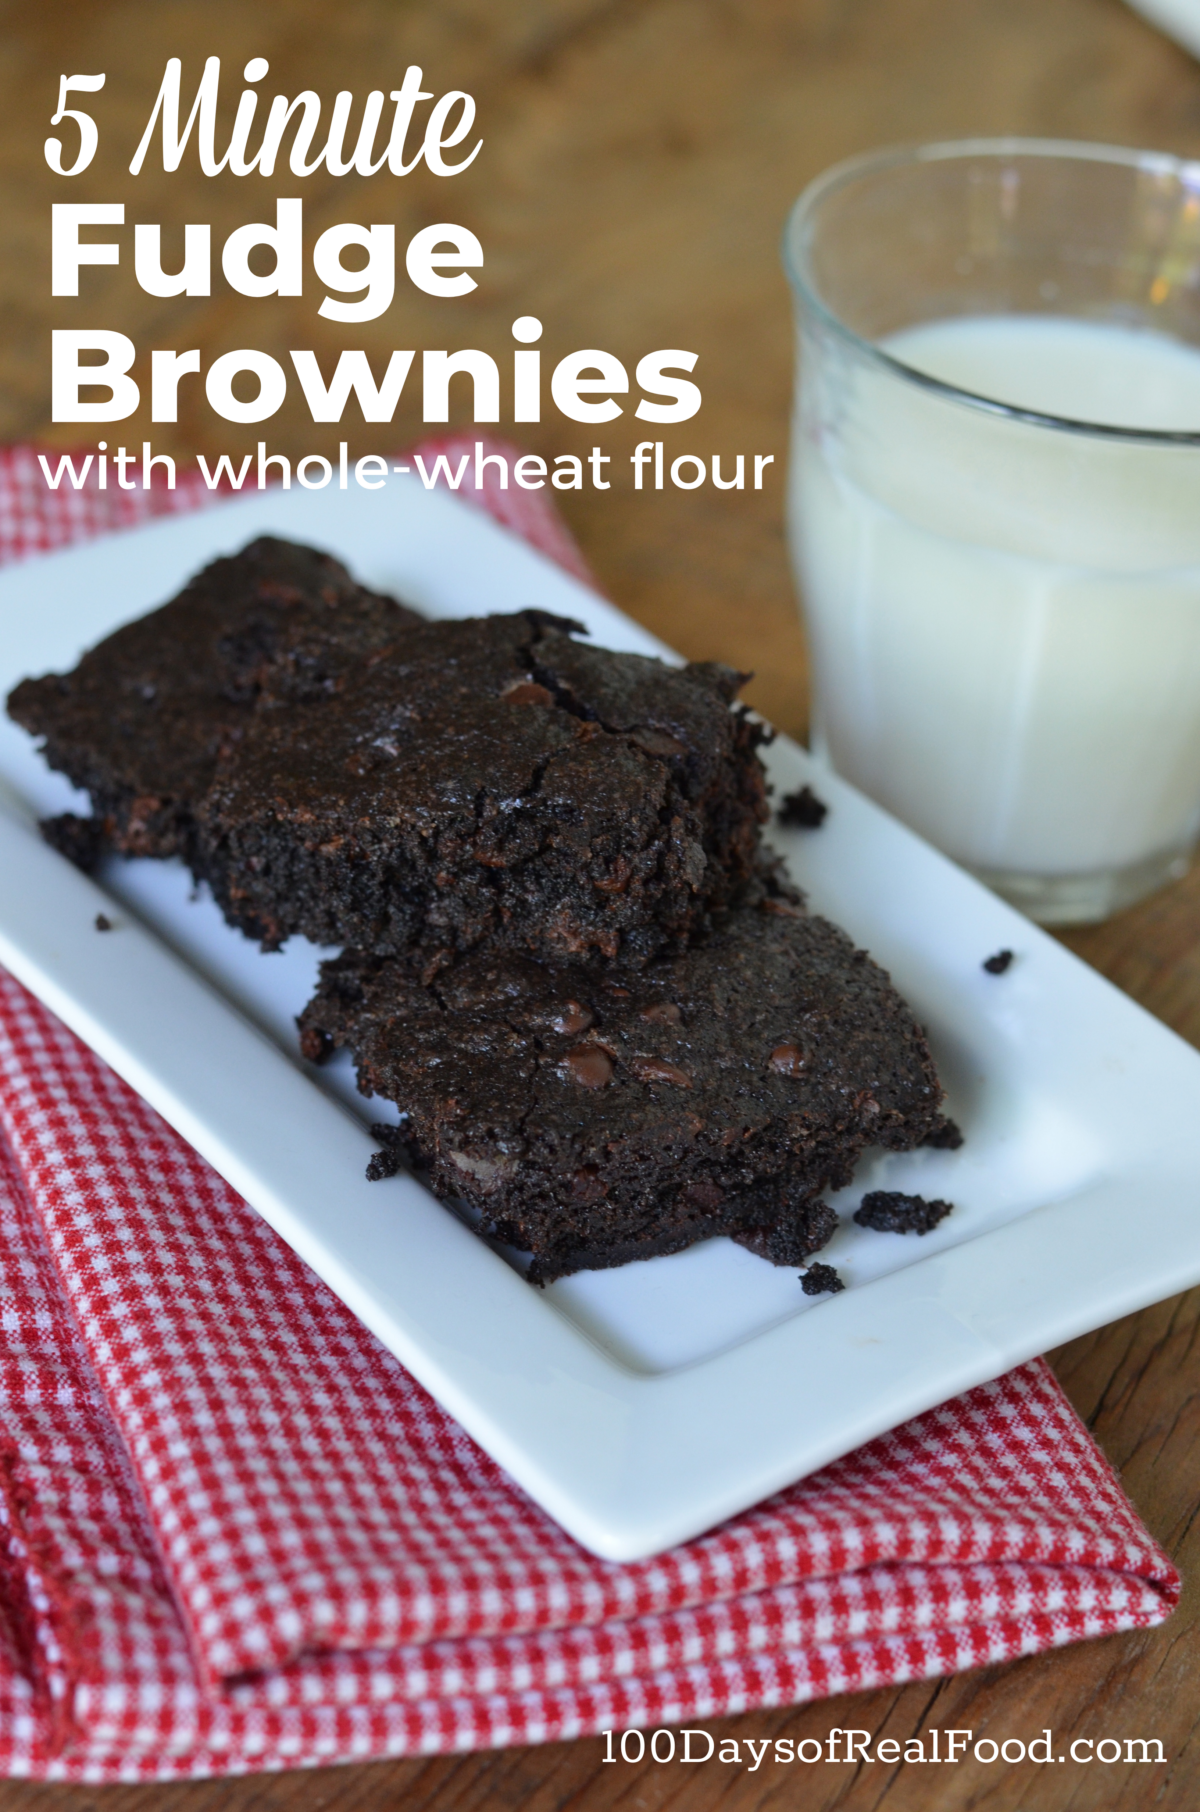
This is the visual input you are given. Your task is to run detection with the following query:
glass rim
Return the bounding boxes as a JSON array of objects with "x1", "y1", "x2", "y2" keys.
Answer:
[{"x1": 782, "y1": 136, "x2": 1200, "y2": 447}]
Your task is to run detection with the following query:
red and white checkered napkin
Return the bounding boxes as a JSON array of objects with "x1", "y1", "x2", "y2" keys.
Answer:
[{"x1": 0, "y1": 444, "x2": 1179, "y2": 1780}]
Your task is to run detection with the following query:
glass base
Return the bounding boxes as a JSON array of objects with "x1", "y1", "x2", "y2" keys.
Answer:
[{"x1": 968, "y1": 846, "x2": 1193, "y2": 926}]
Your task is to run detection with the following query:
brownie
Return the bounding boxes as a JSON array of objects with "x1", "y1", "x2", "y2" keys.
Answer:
[
  {"x1": 6, "y1": 537, "x2": 422, "y2": 871},
  {"x1": 298, "y1": 893, "x2": 943, "y2": 1283},
  {"x1": 198, "y1": 611, "x2": 769, "y2": 959}
]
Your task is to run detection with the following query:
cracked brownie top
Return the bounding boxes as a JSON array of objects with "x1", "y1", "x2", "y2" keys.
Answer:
[
  {"x1": 198, "y1": 609, "x2": 770, "y2": 960},
  {"x1": 298, "y1": 891, "x2": 943, "y2": 1281},
  {"x1": 6, "y1": 536, "x2": 422, "y2": 867}
]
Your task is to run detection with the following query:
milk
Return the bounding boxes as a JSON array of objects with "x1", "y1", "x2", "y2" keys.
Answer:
[{"x1": 790, "y1": 315, "x2": 1200, "y2": 903}]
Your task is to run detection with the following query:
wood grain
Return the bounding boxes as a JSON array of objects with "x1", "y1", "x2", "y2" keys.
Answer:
[{"x1": 2, "y1": 0, "x2": 1200, "y2": 1804}]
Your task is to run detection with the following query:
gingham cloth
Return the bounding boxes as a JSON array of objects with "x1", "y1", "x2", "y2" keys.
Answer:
[{"x1": 0, "y1": 442, "x2": 1179, "y2": 1780}]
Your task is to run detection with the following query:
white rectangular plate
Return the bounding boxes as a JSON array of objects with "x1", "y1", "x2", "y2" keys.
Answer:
[{"x1": 2, "y1": 481, "x2": 1199, "y2": 1561}]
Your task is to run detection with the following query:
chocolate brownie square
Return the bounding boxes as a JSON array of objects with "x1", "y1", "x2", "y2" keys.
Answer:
[
  {"x1": 6, "y1": 536, "x2": 422, "y2": 870},
  {"x1": 298, "y1": 892, "x2": 943, "y2": 1283},
  {"x1": 198, "y1": 611, "x2": 769, "y2": 959}
]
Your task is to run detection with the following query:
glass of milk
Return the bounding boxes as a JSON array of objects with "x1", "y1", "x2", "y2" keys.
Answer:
[{"x1": 784, "y1": 140, "x2": 1200, "y2": 923}]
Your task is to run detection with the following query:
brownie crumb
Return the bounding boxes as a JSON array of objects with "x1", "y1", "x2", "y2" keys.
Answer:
[
  {"x1": 983, "y1": 949, "x2": 1014, "y2": 975},
  {"x1": 777, "y1": 784, "x2": 828, "y2": 829},
  {"x1": 93, "y1": 913, "x2": 112, "y2": 932},
  {"x1": 366, "y1": 1148, "x2": 403, "y2": 1182},
  {"x1": 800, "y1": 1262, "x2": 844, "y2": 1296},
  {"x1": 854, "y1": 1190, "x2": 954, "y2": 1235},
  {"x1": 922, "y1": 1116, "x2": 964, "y2": 1150},
  {"x1": 365, "y1": 1122, "x2": 412, "y2": 1182}
]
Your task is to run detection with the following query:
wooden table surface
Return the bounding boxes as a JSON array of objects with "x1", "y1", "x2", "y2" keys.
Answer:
[{"x1": 3, "y1": 0, "x2": 1200, "y2": 1804}]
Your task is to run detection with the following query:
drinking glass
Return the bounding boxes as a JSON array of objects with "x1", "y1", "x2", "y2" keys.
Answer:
[{"x1": 784, "y1": 139, "x2": 1200, "y2": 924}]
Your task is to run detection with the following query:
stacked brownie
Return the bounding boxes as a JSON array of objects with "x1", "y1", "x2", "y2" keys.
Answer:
[
  {"x1": 8, "y1": 536, "x2": 945, "y2": 1283},
  {"x1": 196, "y1": 607, "x2": 769, "y2": 958}
]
